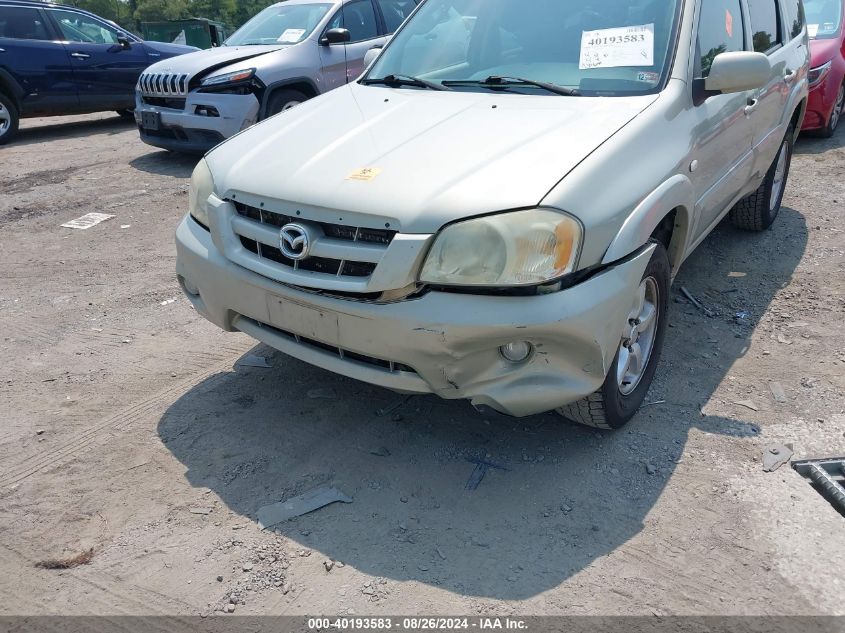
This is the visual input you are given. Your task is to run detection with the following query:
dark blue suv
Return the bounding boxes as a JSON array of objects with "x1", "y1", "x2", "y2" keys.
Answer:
[{"x1": 0, "y1": 0, "x2": 196, "y2": 144}]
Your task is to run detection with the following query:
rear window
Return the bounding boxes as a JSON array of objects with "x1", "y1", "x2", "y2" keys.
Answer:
[
  {"x1": 0, "y1": 6, "x2": 50, "y2": 40},
  {"x1": 747, "y1": 0, "x2": 781, "y2": 52}
]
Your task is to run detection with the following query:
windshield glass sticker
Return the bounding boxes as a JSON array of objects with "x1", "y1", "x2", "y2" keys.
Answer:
[
  {"x1": 636, "y1": 71, "x2": 660, "y2": 83},
  {"x1": 579, "y1": 23, "x2": 654, "y2": 69},
  {"x1": 808, "y1": 23, "x2": 819, "y2": 36},
  {"x1": 278, "y1": 28, "x2": 306, "y2": 43},
  {"x1": 725, "y1": 9, "x2": 734, "y2": 37},
  {"x1": 347, "y1": 167, "x2": 382, "y2": 182}
]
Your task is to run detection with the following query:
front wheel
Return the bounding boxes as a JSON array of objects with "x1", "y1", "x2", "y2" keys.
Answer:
[
  {"x1": 265, "y1": 89, "x2": 309, "y2": 118},
  {"x1": 817, "y1": 81, "x2": 844, "y2": 139},
  {"x1": 116, "y1": 108, "x2": 135, "y2": 120},
  {"x1": 557, "y1": 242, "x2": 671, "y2": 430}
]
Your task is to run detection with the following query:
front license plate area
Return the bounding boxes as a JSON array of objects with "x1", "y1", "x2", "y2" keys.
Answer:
[
  {"x1": 141, "y1": 110, "x2": 160, "y2": 131},
  {"x1": 266, "y1": 295, "x2": 340, "y2": 347}
]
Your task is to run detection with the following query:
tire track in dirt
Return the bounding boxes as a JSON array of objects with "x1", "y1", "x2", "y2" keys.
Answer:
[{"x1": 0, "y1": 347, "x2": 251, "y2": 488}]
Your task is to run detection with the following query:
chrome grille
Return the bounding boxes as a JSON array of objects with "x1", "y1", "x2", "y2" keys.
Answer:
[
  {"x1": 137, "y1": 72, "x2": 189, "y2": 97},
  {"x1": 231, "y1": 202, "x2": 396, "y2": 286}
]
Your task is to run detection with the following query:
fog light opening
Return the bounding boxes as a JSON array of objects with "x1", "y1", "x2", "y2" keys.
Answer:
[
  {"x1": 499, "y1": 341, "x2": 534, "y2": 363},
  {"x1": 180, "y1": 275, "x2": 200, "y2": 297}
]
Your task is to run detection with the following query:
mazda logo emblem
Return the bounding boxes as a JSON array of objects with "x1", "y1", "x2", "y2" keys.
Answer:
[{"x1": 279, "y1": 223, "x2": 311, "y2": 260}]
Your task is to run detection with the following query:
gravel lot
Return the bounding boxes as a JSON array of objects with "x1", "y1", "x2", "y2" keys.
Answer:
[{"x1": 0, "y1": 112, "x2": 843, "y2": 617}]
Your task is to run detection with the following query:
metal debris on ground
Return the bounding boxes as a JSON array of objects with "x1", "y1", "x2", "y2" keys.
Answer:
[
  {"x1": 464, "y1": 457, "x2": 510, "y2": 491},
  {"x1": 236, "y1": 354, "x2": 273, "y2": 369},
  {"x1": 734, "y1": 399, "x2": 759, "y2": 412},
  {"x1": 680, "y1": 286, "x2": 715, "y2": 317},
  {"x1": 762, "y1": 444, "x2": 794, "y2": 472},
  {"x1": 257, "y1": 486, "x2": 353, "y2": 530},
  {"x1": 376, "y1": 395, "x2": 412, "y2": 417},
  {"x1": 189, "y1": 507, "x2": 213, "y2": 515},
  {"x1": 61, "y1": 213, "x2": 115, "y2": 229},
  {"x1": 792, "y1": 457, "x2": 845, "y2": 515}
]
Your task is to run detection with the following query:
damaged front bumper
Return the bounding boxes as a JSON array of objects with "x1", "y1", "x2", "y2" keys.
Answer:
[
  {"x1": 135, "y1": 91, "x2": 260, "y2": 153},
  {"x1": 176, "y1": 215, "x2": 654, "y2": 417}
]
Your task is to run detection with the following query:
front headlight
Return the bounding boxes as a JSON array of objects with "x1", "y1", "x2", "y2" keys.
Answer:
[
  {"x1": 419, "y1": 209, "x2": 582, "y2": 287},
  {"x1": 201, "y1": 68, "x2": 255, "y2": 87},
  {"x1": 808, "y1": 60, "x2": 832, "y2": 87},
  {"x1": 188, "y1": 159, "x2": 215, "y2": 228}
]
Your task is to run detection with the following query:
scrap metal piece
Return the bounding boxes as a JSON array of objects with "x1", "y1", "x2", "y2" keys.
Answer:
[
  {"x1": 762, "y1": 444, "x2": 794, "y2": 472},
  {"x1": 464, "y1": 457, "x2": 510, "y2": 491},
  {"x1": 793, "y1": 457, "x2": 845, "y2": 515},
  {"x1": 257, "y1": 486, "x2": 352, "y2": 530},
  {"x1": 236, "y1": 354, "x2": 272, "y2": 369}
]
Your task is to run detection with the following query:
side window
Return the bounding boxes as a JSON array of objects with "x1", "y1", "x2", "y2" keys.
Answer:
[
  {"x1": 337, "y1": 0, "x2": 379, "y2": 41},
  {"x1": 376, "y1": 0, "x2": 417, "y2": 34},
  {"x1": 747, "y1": 0, "x2": 781, "y2": 52},
  {"x1": 782, "y1": 0, "x2": 805, "y2": 39},
  {"x1": 0, "y1": 6, "x2": 51, "y2": 40},
  {"x1": 51, "y1": 9, "x2": 120, "y2": 44},
  {"x1": 697, "y1": 0, "x2": 745, "y2": 76}
]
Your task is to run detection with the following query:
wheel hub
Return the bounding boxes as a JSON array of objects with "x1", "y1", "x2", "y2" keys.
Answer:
[{"x1": 617, "y1": 277, "x2": 659, "y2": 396}]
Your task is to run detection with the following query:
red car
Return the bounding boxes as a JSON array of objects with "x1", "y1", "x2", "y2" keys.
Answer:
[{"x1": 802, "y1": 0, "x2": 845, "y2": 136}]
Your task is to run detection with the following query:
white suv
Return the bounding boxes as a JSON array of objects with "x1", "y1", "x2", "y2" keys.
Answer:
[{"x1": 177, "y1": 0, "x2": 808, "y2": 429}]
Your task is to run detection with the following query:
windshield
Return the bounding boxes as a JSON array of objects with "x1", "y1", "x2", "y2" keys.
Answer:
[
  {"x1": 225, "y1": 3, "x2": 332, "y2": 46},
  {"x1": 804, "y1": 0, "x2": 842, "y2": 39},
  {"x1": 365, "y1": 0, "x2": 683, "y2": 95}
]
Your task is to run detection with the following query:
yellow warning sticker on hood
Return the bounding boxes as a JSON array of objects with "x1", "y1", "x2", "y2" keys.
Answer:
[{"x1": 347, "y1": 168, "x2": 382, "y2": 181}]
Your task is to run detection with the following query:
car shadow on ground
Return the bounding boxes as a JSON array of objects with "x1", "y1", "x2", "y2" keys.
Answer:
[
  {"x1": 129, "y1": 151, "x2": 199, "y2": 178},
  {"x1": 158, "y1": 207, "x2": 807, "y2": 600},
  {"x1": 13, "y1": 114, "x2": 134, "y2": 146},
  {"x1": 794, "y1": 125, "x2": 844, "y2": 155}
]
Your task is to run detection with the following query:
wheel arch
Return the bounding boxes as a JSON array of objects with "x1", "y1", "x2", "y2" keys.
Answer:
[
  {"x1": 0, "y1": 68, "x2": 24, "y2": 112},
  {"x1": 259, "y1": 78, "x2": 319, "y2": 119},
  {"x1": 601, "y1": 174, "x2": 694, "y2": 276}
]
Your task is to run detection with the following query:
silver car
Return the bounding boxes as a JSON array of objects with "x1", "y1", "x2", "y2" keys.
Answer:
[
  {"x1": 177, "y1": 0, "x2": 809, "y2": 429},
  {"x1": 135, "y1": 0, "x2": 420, "y2": 153}
]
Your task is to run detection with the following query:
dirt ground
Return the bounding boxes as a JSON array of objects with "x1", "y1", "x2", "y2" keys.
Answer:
[{"x1": 0, "y1": 112, "x2": 843, "y2": 618}]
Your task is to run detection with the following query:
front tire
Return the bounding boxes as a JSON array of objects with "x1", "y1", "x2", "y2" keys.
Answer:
[
  {"x1": 116, "y1": 108, "x2": 135, "y2": 119},
  {"x1": 0, "y1": 92, "x2": 20, "y2": 146},
  {"x1": 817, "y1": 81, "x2": 844, "y2": 139},
  {"x1": 729, "y1": 124, "x2": 794, "y2": 231},
  {"x1": 265, "y1": 89, "x2": 309, "y2": 118},
  {"x1": 557, "y1": 242, "x2": 671, "y2": 430}
]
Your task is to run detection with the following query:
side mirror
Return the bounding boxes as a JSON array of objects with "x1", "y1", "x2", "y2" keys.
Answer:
[
  {"x1": 321, "y1": 28, "x2": 351, "y2": 46},
  {"x1": 117, "y1": 35, "x2": 132, "y2": 50},
  {"x1": 363, "y1": 45, "x2": 383, "y2": 67},
  {"x1": 704, "y1": 51, "x2": 770, "y2": 94}
]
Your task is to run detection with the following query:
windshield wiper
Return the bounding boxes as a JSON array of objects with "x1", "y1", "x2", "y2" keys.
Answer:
[
  {"x1": 442, "y1": 75, "x2": 579, "y2": 96},
  {"x1": 361, "y1": 74, "x2": 451, "y2": 91}
]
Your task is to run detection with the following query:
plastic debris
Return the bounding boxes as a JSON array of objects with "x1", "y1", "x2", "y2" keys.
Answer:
[
  {"x1": 762, "y1": 444, "x2": 794, "y2": 472},
  {"x1": 236, "y1": 354, "x2": 273, "y2": 369},
  {"x1": 61, "y1": 213, "x2": 115, "y2": 229},
  {"x1": 257, "y1": 486, "x2": 352, "y2": 530},
  {"x1": 465, "y1": 457, "x2": 510, "y2": 491}
]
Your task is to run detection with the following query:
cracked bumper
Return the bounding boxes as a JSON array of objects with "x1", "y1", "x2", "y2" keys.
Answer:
[
  {"x1": 176, "y1": 215, "x2": 655, "y2": 417},
  {"x1": 135, "y1": 91, "x2": 260, "y2": 153}
]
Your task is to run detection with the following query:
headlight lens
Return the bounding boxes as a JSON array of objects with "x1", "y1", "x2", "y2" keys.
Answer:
[
  {"x1": 419, "y1": 209, "x2": 582, "y2": 286},
  {"x1": 808, "y1": 60, "x2": 832, "y2": 87},
  {"x1": 201, "y1": 68, "x2": 255, "y2": 87},
  {"x1": 188, "y1": 159, "x2": 215, "y2": 227}
]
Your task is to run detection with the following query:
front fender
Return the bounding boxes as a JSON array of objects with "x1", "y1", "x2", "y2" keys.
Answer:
[{"x1": 601, "y1": 174, "x2": 694, "y2": 271}]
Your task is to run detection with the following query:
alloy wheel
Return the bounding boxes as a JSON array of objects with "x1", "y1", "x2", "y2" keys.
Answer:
[
  {"x1": 0, "y1": 102, "x2": 10, "y2": 136},
  {"x1": 831, "y1": 83, "x2": 844, "y2": 132},
  {"x1": 769, "y1": 140, "x2": 789, "y2": 211},
  {"x1": 617, "y1": 277, "x2": 660, "y2": 396}
]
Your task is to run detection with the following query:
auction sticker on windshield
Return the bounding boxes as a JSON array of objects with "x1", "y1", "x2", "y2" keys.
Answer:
[
  {"x1": 278, "y1": 28, "x2": 306, "y2": 43},
  {"x1": 580, "y1": 24, "x2": 654, "y2": 69}
]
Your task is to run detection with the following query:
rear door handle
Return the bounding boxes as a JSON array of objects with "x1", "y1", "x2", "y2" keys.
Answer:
[
  {"x1": 70, "y1": 52, "x2": 90, "y2": 59},
  {"x1": 744, "y1": 98, "x2": 760, "y2": 115},
  {"x1": 784, "y1": 69, "x2": 797, "y2": 83}
]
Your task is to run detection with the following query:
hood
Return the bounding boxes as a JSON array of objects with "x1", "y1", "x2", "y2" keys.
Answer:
[
  {"x1": 206, "y1": 83, "x2": 657, "y2": 234},
  {"x1": 143, "y1": 40, "x2": 199, "y2": 56},
  {"x1": 145, "y1": 44, "x2": 287, "y2": 81},
  {"x1": 809, "y1": 37, "x2": 842, "y2": 66}
]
